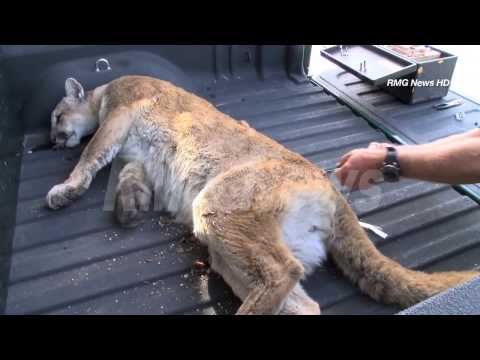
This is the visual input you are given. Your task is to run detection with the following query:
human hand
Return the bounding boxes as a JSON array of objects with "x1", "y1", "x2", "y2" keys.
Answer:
[{"x1": 335, "y1": 145, "x2": 387, "y2": 190}]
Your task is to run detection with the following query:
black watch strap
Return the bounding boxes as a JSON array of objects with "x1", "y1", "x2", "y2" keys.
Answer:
[
  {"x1": 385, "y1": 146, "x2": 398, "y2": 164},
  {"x1": 382, "y1": 146, "x2": 401, "y2": 182}
]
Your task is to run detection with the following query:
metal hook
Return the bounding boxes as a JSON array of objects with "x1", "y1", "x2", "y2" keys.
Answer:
[{"x1": 95, "y1": 58, "x2": 112, "y2": 73}]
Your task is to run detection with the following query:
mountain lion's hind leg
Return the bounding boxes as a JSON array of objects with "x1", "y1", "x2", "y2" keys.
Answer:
[
  {"x1": 279, "y1": 284, "x2": 321, "y2": 315},
  {"x1": 205, "y1": 219, "x2": 303, "y2": 315},
  {"x1": 209, "y1": 248, "x2": 319, "y2": 315},
  {"x1": 115, "y1": 161, "x2": 152, "y2": 228},
  {"x1": 192, "y1": 169, "x2": 305, "y2": 315},
  {"x1": 47, "y1": 107, "x2": 134, "y2": 210}
]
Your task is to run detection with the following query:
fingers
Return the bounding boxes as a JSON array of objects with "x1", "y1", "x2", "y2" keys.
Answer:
[
  {"x1": 335, "y1": 165, "x2": 362, "y2": 190},
  {"x1": 335, "y1": 148, "x2": 385, "y2": 190},
  {"x1": 334, "y1": 167, "x2": 345, "y2": 186},
  {"x1": 336, "y1": 149, "x2": 360, "y2": 186},
  {"x1": 337, "y1": 150, "x2": 354, "y2": 168},
  {"x1": 336, "y1": 165, "x2": 382, "y2": 191}
]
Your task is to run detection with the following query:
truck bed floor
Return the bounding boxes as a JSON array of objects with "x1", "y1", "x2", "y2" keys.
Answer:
[{"x1": 5, "y1": 78, "x2": 480, "y2": 315}]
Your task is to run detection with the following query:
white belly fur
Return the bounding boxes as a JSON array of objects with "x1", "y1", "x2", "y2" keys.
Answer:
[{"x1": 281, "y1": 193, "x2": 335, "y2": 275}]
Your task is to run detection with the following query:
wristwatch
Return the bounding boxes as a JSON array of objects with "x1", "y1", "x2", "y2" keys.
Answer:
[{"x1": 381, "y1": 146, "x2": 401, "y2": 182}]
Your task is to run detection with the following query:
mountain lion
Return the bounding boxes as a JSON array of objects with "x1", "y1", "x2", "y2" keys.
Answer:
[{"x1": 46, "y1": 76, "x2": 479, "y2": 314}]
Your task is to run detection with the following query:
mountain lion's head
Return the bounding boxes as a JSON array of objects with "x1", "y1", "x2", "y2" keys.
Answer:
[{"x1": 50, "y1": 78, "x2": 98, "y2": 148}]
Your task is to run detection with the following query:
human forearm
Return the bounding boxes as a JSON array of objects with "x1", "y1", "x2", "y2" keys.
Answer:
[
  {"x1": 336, "y1": 129, "x2": 480, "y2": 189},
  {"x1": 419, "y1": 128, "x2": 480, "y2": 147},
  {"x1": 398, "y1": 137, "x2": 480, "y2": 184}
]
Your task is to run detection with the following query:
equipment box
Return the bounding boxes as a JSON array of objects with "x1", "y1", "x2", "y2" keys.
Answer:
[{"x1": 321, "y1": 45, "x2": 457, "y2": 104}]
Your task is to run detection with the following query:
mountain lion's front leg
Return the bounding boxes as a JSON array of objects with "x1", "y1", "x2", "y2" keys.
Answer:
[
  {"x1": 46, "y1": 107, "x2": 134, "y2": 210},
  {"x1": 115, "y1": 161, "x2": 152, "y2": 228}
]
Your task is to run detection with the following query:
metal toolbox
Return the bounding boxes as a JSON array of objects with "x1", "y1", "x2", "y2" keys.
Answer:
[{"x1": 320, "y1": 45, "x2": 457, "y2": 104}]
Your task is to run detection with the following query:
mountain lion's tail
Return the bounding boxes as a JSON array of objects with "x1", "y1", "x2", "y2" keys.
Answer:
[{"x1": 329, "y1": 193, "x2": 479, "y2": 308}]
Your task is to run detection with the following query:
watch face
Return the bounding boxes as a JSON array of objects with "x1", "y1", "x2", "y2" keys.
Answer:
[{"x1": 383, "y1": 164, "x2": 400, "y2": 182}]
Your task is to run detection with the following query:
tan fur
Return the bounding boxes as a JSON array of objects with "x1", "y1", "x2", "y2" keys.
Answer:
[
  {"x1": 115, "y1": 161, "x2": 152, "y2": 228},
  {"x1": 46, "y1": 75, "x2": 480, "y2": 314}
]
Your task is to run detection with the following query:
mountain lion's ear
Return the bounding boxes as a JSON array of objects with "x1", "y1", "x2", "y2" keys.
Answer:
[{"x1": 65, "y1": 77, "x2": 85, "y2": 100}]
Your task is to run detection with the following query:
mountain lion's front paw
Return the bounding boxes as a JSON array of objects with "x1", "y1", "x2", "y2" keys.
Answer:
[
  {"x1": 46, "y1": 183, "x2": 81, "y2": 210},
  {"x1": 115, "y1": 181, "x2": 152, "y2": 228}
]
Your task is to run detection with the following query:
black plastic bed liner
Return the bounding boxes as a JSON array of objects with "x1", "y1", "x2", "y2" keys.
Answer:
[
  {"x1": 4, "y1": 76, "x2": 480, "y2": 315},
  {"x1": 314, "y1": 66, "x2": 480, "y2": 203}
]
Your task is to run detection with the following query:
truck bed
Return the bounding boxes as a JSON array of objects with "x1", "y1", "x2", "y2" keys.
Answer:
[{"x1": 2, "y1": 46, "x2": 480, "y2": 315}]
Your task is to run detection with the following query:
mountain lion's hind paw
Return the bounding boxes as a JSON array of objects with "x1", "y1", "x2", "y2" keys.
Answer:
[{"x1": 115, "y1": 181, "x2": 152, "y2": 228}]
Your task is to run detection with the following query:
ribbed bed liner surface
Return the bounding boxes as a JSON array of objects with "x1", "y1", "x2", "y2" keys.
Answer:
[{"x1": 5, "y1": 78, "x2": 480, "y2": 315}]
